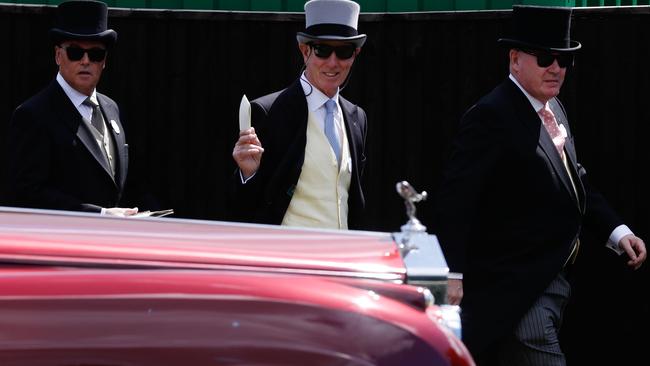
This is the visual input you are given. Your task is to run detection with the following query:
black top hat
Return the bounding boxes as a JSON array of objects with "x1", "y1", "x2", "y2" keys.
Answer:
[
  {"x1": 498, "y1": 5, "x2": 580, "y2": 53},
  {"x1": 296, "y1": 0, "x2": 366, "y2": 48},
  {"x1": 49, "y1": 0, "x2": 117, "y2": 47}
]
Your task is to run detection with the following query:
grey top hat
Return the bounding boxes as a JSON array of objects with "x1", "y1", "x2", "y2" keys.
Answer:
[
  {"x1": 296, "y1": 0, "x2": 367, "y2": 48},
  {"x1": 498, "y1": 5, "x2": 580, "y2": 52},
  {"x1": 49, "y1": 0, "x2": 118, "y2": 47}
]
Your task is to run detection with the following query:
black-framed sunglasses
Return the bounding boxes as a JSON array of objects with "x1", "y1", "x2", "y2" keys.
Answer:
[
  {"x1": 59, "y1": 45, "x2": 107, "y2": 62},
  {"x1": 520, "y1": 49, "x2": 573, "y2": 68},
  {"x1": 309, "y1": 43, "x2": 356, "y2": 60}
]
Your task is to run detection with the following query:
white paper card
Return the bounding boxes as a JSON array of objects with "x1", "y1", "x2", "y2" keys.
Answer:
[{"x1": 239, "y1": 94, "x2": 251, "y2": 131}]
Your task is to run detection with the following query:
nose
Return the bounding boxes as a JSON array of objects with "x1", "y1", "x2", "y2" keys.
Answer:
[
  {"x1": 325, "y1": 52, "x2": 339, "y2": 65},
  {"x1": 79, "y1": 51, "x2": 91, "y2": 65},
  {"x1": 548, "y1": 59, "x2": 561, "y2": 72}
]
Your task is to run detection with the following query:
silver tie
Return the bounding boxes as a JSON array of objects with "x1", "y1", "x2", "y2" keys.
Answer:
[
  {"x1": 324, "y1": 99, "x2": 341, "y2": 165},
  {"x1": 83, "y1": 97, "x2": 104, "y2": 136}
]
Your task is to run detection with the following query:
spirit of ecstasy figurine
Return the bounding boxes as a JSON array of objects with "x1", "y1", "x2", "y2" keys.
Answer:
[
  {"x1": 396, "y1": 181, "x2": 428, "y2": 257},
  {"x1": 396, "y1": 180, "x2": 428, "y2": 233}
]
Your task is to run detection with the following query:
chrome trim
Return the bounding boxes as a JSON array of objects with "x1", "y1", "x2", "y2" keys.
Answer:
[
  {"x1": 394, "y1": 232, "x2": 449, "y2": 304},
  {"x1": 439, "y1": 305, "x2": 462, "y2": 340},
  {"x1": 0, "y1": 255, "x2": 405, "y2": 282},
  {"x1": 419, "y1": 287, "x2": 435, "y2": 308}
]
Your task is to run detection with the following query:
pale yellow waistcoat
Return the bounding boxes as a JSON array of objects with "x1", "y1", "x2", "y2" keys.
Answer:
[{"x1": 282, "y1": 110, "x2": 352, "y2": 229}]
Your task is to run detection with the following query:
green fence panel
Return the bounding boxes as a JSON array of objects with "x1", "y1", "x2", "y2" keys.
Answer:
[
  {"x1": 489, "y1": 0, "x2": 515, "y2": 9},
  {"x1": 10, "y1": 0, "x2": 650, "y2": 11},
  {"x1": 182, "y1": 0, "x2": 214, "y2": 9},
  {"x1": 422, "y1": 0, "x2": 454, "y2": 10},
  {"x1": 386, "y1": 0, "x2": 418, "y2": 11},
  {"x1": 149, "y1": 0, "x2": 182, "y2": 9},
  {"x1": 521, "y1": 0, "x2": 575, "y2": 6},
  {"x1": 215, "y1": 0, "x2": 250, "y2": 10},
  {"x1": 455, "y1": 0, "x2": 488, "y2": 10},
  {"x1": 115, "y1": 0, "x2": 147, "y2": 8},
  {"x1": 287, "y1": 0, "x2": 306, "y2": 11},
  {"x1": 250, "y1": 0, "x2": 282, "y2": 11},
  {"x1": 579, "y1": 0, "x2": 603, "y2": 5},
  {"x1": 356, "y1": 0, "x2": 386, "y2": 12},
  {"x1": 31, "y1": 0, "x2": 95, "y2": 4}
]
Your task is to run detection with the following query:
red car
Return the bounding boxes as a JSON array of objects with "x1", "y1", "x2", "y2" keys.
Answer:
[{"x1": 0, "y1": 205, "x2": 474, "y2": 365}]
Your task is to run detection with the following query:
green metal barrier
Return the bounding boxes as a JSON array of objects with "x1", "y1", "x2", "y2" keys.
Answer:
[{"x1": 6, "y1": 0, "x2": 650, "y2": 11}]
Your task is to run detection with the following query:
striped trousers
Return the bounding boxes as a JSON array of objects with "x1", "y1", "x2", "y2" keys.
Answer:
[{"x1": 494, "y1": 271, "x2": 572, "y2": 366}]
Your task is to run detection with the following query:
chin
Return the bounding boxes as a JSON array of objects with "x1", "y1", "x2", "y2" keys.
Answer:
[{"x1": 542, "y1": 90, "x2": 560, "y2": 100}]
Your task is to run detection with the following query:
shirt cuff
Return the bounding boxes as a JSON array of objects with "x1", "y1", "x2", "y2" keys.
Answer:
[
  {"x1": 239, "y1": 170, "x2": 256, "y2": 184},
  {"x1": 448, "y1": 272, "x2": 463, "y2": 280},
  {"x1": 605, "y1": 224, "x2": 633, "y2": 255}
]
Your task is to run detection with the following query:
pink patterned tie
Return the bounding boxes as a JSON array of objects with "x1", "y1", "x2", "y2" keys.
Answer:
[{"x1": 538, "y1": 107, "x2": 566, "y2": 156}]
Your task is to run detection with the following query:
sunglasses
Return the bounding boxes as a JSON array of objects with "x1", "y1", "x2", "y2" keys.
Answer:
[
  {"x1": 309, "y1": 43, "x2": 356, "y2": 60},
  {"x1": 521, "y1": 49, "x2": 573, "y2": 68},
  {"x1": 60, "y1": 45, "x2": 107, "y2": 62}
]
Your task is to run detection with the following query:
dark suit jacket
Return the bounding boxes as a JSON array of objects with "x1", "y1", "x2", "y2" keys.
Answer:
[
  {"x1": 434, "y1": 78, "x2": 622, "y2": 358},
  {"x1": 3, "y1": 79, "x2": 129, "y2": 212},
  {"x1": 229, "y1": 79, "x2": 368, "y2": 229}
]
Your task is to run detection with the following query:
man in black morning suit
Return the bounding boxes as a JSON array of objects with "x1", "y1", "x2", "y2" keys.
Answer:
[
  {"x1": 433, "y1": 6, "x2": 646, "y2": 366},
  {"x1": 231, "y1": 0, "x2": 367, "y2": 230},
  {"x1": 3, "y1": 0, "x2": 138, "y2": 216}
]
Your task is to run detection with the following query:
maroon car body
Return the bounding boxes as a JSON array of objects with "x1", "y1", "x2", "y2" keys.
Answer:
[{"x1": 0, "y1": 207, "x2": 474, "y2": 366}]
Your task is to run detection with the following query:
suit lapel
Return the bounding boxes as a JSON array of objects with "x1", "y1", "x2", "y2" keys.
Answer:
[
  {"x1": 538, "y1": 103, "x2": 580, "y2": 208},
  {"x1": 262, "y1": 80, "x2": 309, "y2": 201},
  {"x1": 340, "y1": 98, "x2": 361, "y2": 173},
  {"x1": 549, "y1": 100, "x2": 586, "y2": 211},
  {"x1": 284, "y1": 80, "x2": 309, "y2": 168},
  {"x1": 50, "y1": 82, "x2": 116, "y2": 185},
  {"x1": 98, "y1": 94, "x2": 127, "y2": 189},
  {"x1": 507, "y1": 81, "x2": 580, "y2": 206},
  {"x1": 537, "y1": 116, "x2": 573, "y2": 197}
]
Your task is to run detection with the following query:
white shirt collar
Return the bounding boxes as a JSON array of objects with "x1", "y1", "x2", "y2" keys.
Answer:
[
  {"x1": 300, "y1": 72, "x2": 340, "y2": 112},
  {"x1": 509, "y1": 73, "x2": 546, "y2": 112},
  {"x1": 56, "y1": 72, "x2": 98, "y2": 108}
]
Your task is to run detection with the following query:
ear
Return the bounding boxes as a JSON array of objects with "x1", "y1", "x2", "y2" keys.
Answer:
[
  {"x1": 54, "y1": 46, "x2": 61, "y2": 66},
  {"x1": 298, "y1": 43, "x2": 310, "y2": 62},
  {"x1": 509, "y1": 49, "x2": 520, "y2": 72}
]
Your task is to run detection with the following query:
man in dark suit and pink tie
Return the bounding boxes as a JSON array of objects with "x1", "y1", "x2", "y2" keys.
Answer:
[{"x1": 434, "y1": 5, "x2": 646, "y2": 365}]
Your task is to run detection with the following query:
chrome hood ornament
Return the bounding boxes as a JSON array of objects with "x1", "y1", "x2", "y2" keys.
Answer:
[{"x1": 396, "y1": 181, "x2": 428, "y2": 257}]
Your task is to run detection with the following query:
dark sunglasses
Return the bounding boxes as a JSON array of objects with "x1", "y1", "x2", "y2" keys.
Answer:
[
  {"x1": 309, "y1": 43, "x2": 356, "y2": 60},
  {"x1": 60, "y1": 45, "x2": 107, "y2": 62},
  {"x1": 521, "y1": 49, "x2": 573, "y2": 68}
]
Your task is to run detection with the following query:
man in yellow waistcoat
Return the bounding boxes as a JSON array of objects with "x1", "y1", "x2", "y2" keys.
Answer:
[{"x1": 230, "y1": 0, "x2": 368, "y2": 230}]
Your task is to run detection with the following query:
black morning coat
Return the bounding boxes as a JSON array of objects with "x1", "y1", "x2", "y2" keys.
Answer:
[
  {"x1": 434, "y1": 78, "x2": 623, "y2": 357},
  {"x1": 229, "y1": 79, "x2": 368, "y2": 229},
  {"x1": 4, "y1": 80, "x2": 129, "y2": 213}
]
